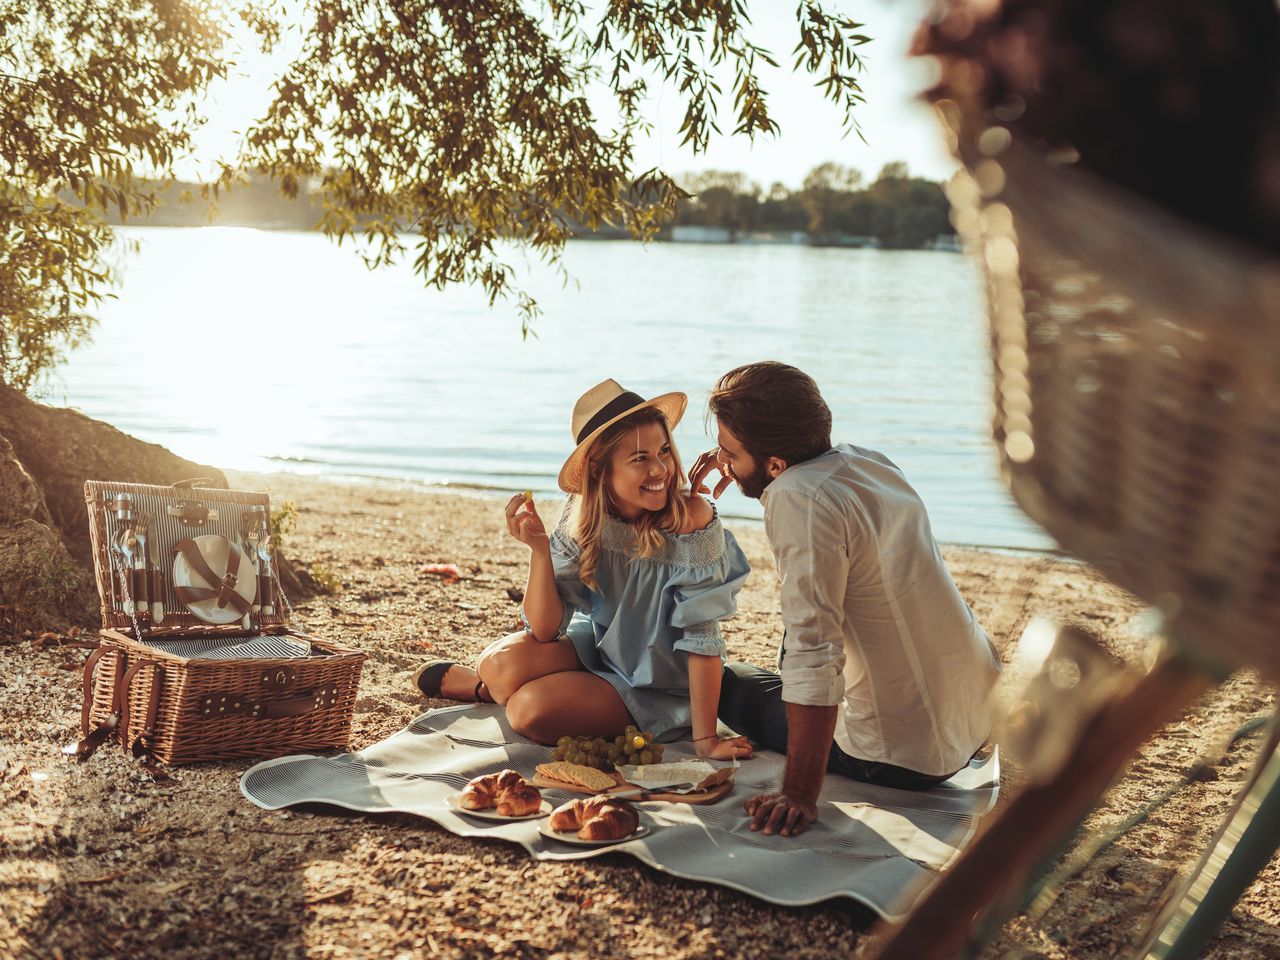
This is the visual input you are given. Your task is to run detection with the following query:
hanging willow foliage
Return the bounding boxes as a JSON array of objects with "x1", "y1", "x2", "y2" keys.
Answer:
[
  {"x1": 2, "y1": 0, "x2": 869, "y2": 390},
  {"x1": 0, "y1": 0, "x2": 229, "y2": 392}
]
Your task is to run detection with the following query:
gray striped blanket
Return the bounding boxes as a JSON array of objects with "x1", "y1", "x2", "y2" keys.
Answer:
[{"x1": 239, "y1": 704, "x2": 998, "y2": 919}]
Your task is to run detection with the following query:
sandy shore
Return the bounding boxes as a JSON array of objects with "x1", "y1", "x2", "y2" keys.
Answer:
[{"x1": 2, "y1": 471, "x2": 1277, "y2": 959}]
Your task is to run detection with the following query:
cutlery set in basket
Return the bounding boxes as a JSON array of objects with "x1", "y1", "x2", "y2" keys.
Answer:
[{"x1": 76, "y1": 479, "x2": 365, "y2": 765}]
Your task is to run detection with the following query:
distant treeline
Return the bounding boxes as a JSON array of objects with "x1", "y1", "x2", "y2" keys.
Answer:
[
  {"x1": 674, "y1": 162, "x2": 953, "y2": 249},
  {"x1": 97, "y1": 161, "x2": 954, "y2": 249}
]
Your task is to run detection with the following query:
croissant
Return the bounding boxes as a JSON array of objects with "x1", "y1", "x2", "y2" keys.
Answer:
[
  {"x1": 549, "y1": 795, "x2": 639, "y2": 840},
  {"x1": 549, "y1": 797, "x2": 587, "y2": 832},
  {"x1": 459, "y1": 775, "x2": 496, "y2": 810},
  {"x1": 495, "y1": 781, "x2": 542, "y2": 817},
  {"x1": 578, "y1": 804, "x2": 639, "y2": 841},
  {"x1": 460, "y1": 769, "x2": 542, "y2": 816}
]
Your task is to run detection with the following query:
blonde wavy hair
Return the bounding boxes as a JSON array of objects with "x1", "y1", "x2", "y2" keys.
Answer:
[{"x1": 571, "y1": 408, "x2": 689, "y2": 590}]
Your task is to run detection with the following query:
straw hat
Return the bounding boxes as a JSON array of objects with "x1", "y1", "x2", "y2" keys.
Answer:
[{"x1": 557, "y1": 379, "x2": 688, "y2": 493}]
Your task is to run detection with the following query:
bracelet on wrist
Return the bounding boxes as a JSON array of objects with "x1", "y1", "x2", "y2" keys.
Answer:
[{"x1": 692, "y1": 734, "x2": 719, "y2": 743}]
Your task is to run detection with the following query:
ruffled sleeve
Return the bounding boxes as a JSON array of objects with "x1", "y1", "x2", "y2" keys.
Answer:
[
  {"x1": 669, "y1": 526, "x2": 751, "y2": 656},
  {"x1": 550, "y1": 529, "x2": 593, "y2": 614}
]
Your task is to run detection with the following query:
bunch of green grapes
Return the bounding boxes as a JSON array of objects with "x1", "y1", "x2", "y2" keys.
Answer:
[{"x1": 551, "y1": 725, "x2": 665, "y2": 769}]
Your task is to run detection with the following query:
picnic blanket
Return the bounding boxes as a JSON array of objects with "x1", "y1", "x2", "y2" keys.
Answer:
[{"x1": 240, "y1": 705, "x2": 999, "y2": 920}]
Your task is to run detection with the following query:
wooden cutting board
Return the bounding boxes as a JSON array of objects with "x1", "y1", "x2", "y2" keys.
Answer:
[{"x1": 530, "y1": 771, "x2": 734, "y2": 805}]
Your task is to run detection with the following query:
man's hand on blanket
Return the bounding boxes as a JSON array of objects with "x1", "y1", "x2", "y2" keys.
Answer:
[{"x1": 744, "y1": 791, "x2": 819, "y2": 837}]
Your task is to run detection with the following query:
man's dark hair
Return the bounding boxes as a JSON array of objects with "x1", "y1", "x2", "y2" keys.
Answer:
[{"x1": 708, "y1": 362, "x2": 833, "y2": 467}]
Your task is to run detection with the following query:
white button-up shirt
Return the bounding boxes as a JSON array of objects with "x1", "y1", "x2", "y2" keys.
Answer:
[{"x1": 762, "y1": 444, "x2": 1000, "y2": 776}]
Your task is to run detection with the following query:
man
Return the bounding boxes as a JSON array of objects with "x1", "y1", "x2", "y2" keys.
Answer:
[{"x1": 689, "y1": 361, "x2": 1000, "y2": 838}]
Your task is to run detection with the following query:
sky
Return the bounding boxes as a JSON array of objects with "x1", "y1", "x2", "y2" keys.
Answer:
[
  {"x1": 188, "y1": 0, "x2": 957, "y2": 189},
  {"x1": 620, "y1": 0, "x2": 958, "y2": 188}
]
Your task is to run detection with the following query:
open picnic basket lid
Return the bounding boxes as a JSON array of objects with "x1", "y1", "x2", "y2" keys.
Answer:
[
  {"x1": 84, "y1": 478, "x2": 292, "y2": 636},
  {"x1": 929, "y1": 79, "x2": 1280, "y2": 679}
]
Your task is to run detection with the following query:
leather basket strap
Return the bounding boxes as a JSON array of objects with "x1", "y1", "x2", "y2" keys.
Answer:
[
  {"x1": 74, "y1": 648, "x2": 128, "y2": 762},
  {"x1": 173, "y1": 584, "x2": 253, "y2": 616},
  {"x1": 119, "y1": 659, "x2": 163, "y2": 758},
  {"x1": 199, "y1": 685, "x2": 340, "y2": 720}
]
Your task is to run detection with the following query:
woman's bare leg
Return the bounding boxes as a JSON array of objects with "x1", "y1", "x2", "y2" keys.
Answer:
[
  {"x1": 475, "y1": 630, "x2": 582, "y2": 704},
  {"x1": 504, "y1": 671, "x2": 635, "y2": 744},
  {"x1": 430, "y1": 663, "x2": 488, "y2": 702}
]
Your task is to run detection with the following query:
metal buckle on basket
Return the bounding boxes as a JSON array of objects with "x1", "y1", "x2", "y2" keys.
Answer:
[
  {"x1": 261, "y1": 667, "x2": 297, "y2": 690},
  {"x1": 166, "y1": 500, "x2": 219, "y2": 526},
  {"x1": 168, "y1": 479, "x2": 221, "y2": 525}
]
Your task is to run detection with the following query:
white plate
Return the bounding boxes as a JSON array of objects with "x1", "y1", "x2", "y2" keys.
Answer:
[
  {"x1": 537, "y1": 821, "x2": 650, "y2": 846},
  {"x1": 446, "y1": 794, "x2": 551, "y2": 821},
  {"x1": 172, "y1": 534, "x2": 257, "y2": 625}
]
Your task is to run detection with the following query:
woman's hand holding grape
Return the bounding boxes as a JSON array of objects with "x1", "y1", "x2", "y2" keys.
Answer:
[{"x1": 505, "y1": 491, "x2": 548, "y2": 549}]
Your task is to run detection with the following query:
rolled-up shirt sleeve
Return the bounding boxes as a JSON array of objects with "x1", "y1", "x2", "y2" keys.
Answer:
[{"x1": 767, "y1": 487, "x2": 848, "y2": 707}]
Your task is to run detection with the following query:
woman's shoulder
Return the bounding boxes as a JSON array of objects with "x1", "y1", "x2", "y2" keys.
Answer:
[{"x1": 673, "y1": 493, "x2": 715, "y2": 535}]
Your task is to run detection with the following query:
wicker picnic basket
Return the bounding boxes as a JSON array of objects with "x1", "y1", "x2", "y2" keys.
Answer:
[
  {"x1": 79, "y1": 479, "x2": 365, "y2": 764},
  {"x1": 932, "y1": 101, "x2": 1280, "y2": 679}
]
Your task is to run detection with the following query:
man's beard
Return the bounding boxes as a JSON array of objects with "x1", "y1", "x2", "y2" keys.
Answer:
[{"x1": 732, "y1": 462, "x2": 772, "y2": 500}]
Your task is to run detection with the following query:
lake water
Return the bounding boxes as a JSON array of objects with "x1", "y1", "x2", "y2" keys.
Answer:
[{"x1": 46, "y1": 226, "x2": 1054, "y2": 551}]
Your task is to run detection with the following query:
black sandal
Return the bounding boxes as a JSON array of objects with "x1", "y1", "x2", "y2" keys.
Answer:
[{"x1": 413, "y1": 660, "x2": 490, "y2": 702}]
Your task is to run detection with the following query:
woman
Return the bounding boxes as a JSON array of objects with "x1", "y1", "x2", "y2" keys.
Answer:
[{"x1": 416, "y1": 379, "x2": 752, "y2": 761}]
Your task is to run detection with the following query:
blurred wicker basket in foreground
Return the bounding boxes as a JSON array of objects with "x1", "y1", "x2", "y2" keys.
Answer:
[{"x1": 934, "y1": 105, "x2": 1280, "y2": 678}]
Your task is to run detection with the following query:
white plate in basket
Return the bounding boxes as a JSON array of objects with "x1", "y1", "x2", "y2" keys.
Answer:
[
  {"x1": 172, "y1": 534, "x2": 257, "y2": 625},
  {"x1": 446, "y1": 795, "x2": 551, "y2": 821}
]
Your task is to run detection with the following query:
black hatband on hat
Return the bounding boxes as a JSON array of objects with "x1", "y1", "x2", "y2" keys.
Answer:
[{"x1": 575, "y1": 390, "x2": 647, "y2": 444}]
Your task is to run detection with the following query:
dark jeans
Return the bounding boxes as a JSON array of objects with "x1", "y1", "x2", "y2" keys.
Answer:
[{"x1": 717, "y1": 661, "x2": 954, "y2": 791}]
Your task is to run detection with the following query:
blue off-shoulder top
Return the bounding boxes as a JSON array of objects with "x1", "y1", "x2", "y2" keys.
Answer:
[{"x1": 543, "y1": 497, "x2": 751, "y2": 738}]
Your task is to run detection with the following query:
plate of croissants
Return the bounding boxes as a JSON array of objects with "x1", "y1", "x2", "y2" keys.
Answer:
[
  {"x1": 449, "y1": 770, "x2": 550, "y2": 820},
  {"x1": 537, "y1": 795, "x2": 649, "y2": 845}
]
